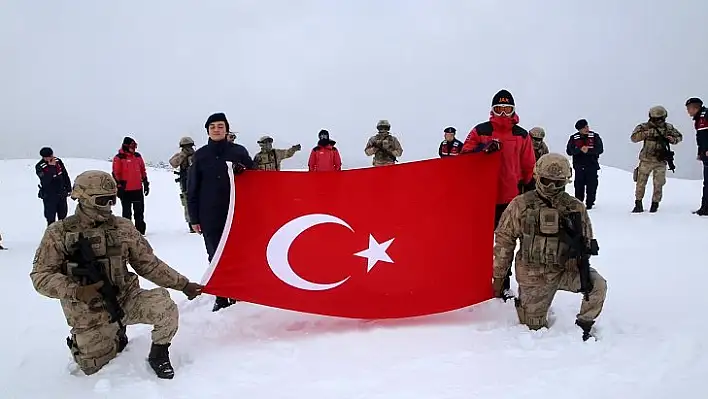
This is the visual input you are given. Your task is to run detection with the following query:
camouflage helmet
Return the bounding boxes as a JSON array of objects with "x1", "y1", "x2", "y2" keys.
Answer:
[
  {"x1": 257, "y1": 135, "x2": 273, "y2": 143},
  {"x1": 376, "y1": 119, "x2": 391, "y2": 130},
  {"x1": 70, "y1": 170, "x2": 118, "y2": 208},
  {"x1": 529, "y1": 127, "x2": 545, "y2": 139},
  {"x1": 534, "y1": 153, "x2": 572, "y2": 181},
  {"x1": 179, "y1": 136, "x2": 195, "y2": 146},
  {"x1": 648, "y1": 105, "x2": 667, "y2": 119}
]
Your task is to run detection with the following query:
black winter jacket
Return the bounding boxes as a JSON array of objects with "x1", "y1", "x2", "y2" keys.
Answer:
[
  {"x1": 566, "y1": 131, "x2": 604, "y2": 170},
  {"x1": 187, "y1": 139, "x2": 255, "y2": 234},
  {"x1": 35, "y1": 158, "x2": 72, "y2": 198}
]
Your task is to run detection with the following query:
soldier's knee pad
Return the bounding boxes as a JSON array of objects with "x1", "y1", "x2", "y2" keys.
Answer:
[
  {"x1": 515, "y1": 298, "x2": 548, "y2": 330},
  {"x1": 68, "y1": 335, "x2": 118, "y2": 375}
]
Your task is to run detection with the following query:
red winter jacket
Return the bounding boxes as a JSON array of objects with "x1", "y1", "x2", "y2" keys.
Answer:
[
  {"x1": 308, "y1": 141, "x2": 342, "y2": 171},
  {"x1": 461, "y1": 113, "x2": 536, "y2": 204},
  {"x1": 112, "y1": 149, "x2": 147, "y2": 191}
]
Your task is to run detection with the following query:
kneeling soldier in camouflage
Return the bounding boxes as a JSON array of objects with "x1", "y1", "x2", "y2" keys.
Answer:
[
  {"x1": 492, "y1": 153, "x2": 607, "y2": 340},
  {"x1": 30, "y1": 170, "x2": 203, "y2": 379}
]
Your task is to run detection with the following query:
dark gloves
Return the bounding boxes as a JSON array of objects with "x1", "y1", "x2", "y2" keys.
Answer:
[
  {"x1": 483, "y1": 139, "x2": 502, "y2": 154},
  {"x1": 37, "y1": 185, "x2": 43, "y2": 199},
  {"x1": 117, "y1": 181, "x2": 126, "y2": 198},
  {"x1": 234, "y1": 163, "x2": 247, "y2": 174},
  {"x1": 76, "y1": 281, "x2": 104, "y2": 304},
  {"x1": 143, "y1": 180, "x2": 150, "y2": 196},
  {"x1": 182, "y1": 282, "x2": 204, "y2": 300}
]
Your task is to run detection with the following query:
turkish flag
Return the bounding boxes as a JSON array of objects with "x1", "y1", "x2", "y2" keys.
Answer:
[{"x1": 201, "y1": 153, "x2": 500, "y2": 319}]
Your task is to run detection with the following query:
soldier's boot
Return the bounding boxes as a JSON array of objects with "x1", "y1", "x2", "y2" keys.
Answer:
[
  {"x1": 575, "y1": 319, "x2": 594, "y2": 341},
  {"x1": 147, "y1": 343, "x2": 175, "y2": 379},
  {"x1": 212, "y1": 296, "x2": 234, "y2": 312},
  {"x1": 696, "y1": 208, "x2": 708, "y2": 216},
  {"x1": 649, "y1": 202, "x2": 659, "y2": 213},
  {"x1": 631, "y1": 200, "x2": 643, "y2": 213}
]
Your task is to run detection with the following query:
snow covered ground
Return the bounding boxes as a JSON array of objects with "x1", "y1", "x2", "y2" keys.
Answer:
[{"x1": 1, "y1": 158, "x2": 706, "y2": 399}]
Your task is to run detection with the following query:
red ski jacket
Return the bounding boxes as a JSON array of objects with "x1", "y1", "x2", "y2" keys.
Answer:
[
  {"x1": 308, "y1": 142, "x2": 342, "y2": 171},
  {"x1": 461, "y1": 113, "x2": 536, "y2": 204},
  {"x1": 112, "y1": 149, "x2": 147, "y2": 191}
]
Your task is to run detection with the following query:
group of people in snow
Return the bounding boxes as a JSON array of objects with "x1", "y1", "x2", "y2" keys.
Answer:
[{"x1": 24, "y1": 89, "x2": 708, "y2": 380}]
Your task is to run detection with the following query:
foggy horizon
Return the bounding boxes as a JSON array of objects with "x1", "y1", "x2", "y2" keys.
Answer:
[{"x1": 1, "y1": 0, "x2": 706, "y2": 177}]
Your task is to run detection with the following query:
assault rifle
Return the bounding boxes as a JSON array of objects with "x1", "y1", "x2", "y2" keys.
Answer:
[
  {"x1": 558, "y1": 212, "x2": 599, "y2": 301},
  {"x1": 67, "y1": 233, "x2": 125, "y2": 325},
  {"x1": 372, "y1": 141, "x2": 398, "y2": 163},
  {"x1": 656, "y1": 134, "x2": 676, "y2": 172}
]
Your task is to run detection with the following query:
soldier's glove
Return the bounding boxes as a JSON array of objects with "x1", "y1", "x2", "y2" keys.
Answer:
[
  {"x1": 117, "y1": 181, "x2": 126, "y2": 198},
  {"x1": 234, "y1": 163, "x2": 247, "y2": 175},
  {"x1": 143, "y1": 180, "x2": 150, "y2": 196},
  {"x1": 181, "y1": 282, "x2": 204, "y2": 300},
  {"x1": 75, "y1": 281, "x2": 104, "y2": 304},
  {"x1": 483, "y1": 139, "x2": 501, "y2": 154},
  {"x1": 492, "y1": 277, "x2": 505, "y2": 298}
]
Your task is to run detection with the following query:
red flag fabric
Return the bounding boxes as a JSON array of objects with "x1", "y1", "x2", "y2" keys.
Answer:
[{"x1": 201, "y1": 153, "x2": 500, "y2": 319}]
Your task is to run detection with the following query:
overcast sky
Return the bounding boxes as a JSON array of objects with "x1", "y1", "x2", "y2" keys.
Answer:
[{"x1": 1, "y1": 0, "x2": 706, "y2": 177}]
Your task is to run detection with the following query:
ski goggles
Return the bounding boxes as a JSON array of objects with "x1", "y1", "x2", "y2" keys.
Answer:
[
  {"x1": 492, "y1": 105, "x2": 515, "y2": 116},
  {"x1": 539, "y1": 177, "x2": 567, "y2": 188},
  {"x1": 93, "y1": 195, "x2": 117, "y2": 207}
]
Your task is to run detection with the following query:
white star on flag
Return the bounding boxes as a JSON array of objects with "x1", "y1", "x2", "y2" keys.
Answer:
[{"x1": 354, "y1": 234, "x2": 395, "y2": 272}]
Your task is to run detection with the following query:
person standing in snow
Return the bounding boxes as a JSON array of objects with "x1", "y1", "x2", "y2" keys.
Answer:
[
  {"x1": 187, "y1": 112, "x2": 255, "y2": 312},
  {"x1": 112, "y1": 137, "x2": 149, "y2": 235},
  {"x1": 35, "y1": 147, "x2": 72, "y2": 226},
  {"x1": 566, "y1": 119, "x2": 604, "y2": 209},
  {"x1": 364, "y1": 119, "x2": 404, "y2": 166},
  {"x1": 529, "y1": 127, "x2": 550, "y2": 161},
  {"x1": 30, "y1": 170, "x2": 203, "y2": 379},
  {"x1": 308, "y1": 129, "x2": 342, "y2": 171},
  {"x1": 686, "y1": 97, "x2": 708, "y2": 216},
  {"x1": 460, "y1": 89, "x2": 536, "y2": 291},
  {"x1": 438, "y1": 126, "x2": 464, "y2": 157},
  {"x1": 630, "y1": 106, "x2": 683, "y2": 213},
  {"x1": 493, "y1": 153, "x2": 607, "y2": 341},
  {"x1": 169, "y1": 136, "x2": 196, "y2": 232},
  {"x1": 253, "y1": 136, "x2": 301, "y2": 171}
]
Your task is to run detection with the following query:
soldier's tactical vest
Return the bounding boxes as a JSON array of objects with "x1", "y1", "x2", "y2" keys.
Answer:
[
  {"x1": 256, "y1": 149, "x2": 279, "y2": 171},
  {"x1": 519, "y1": 194, "x2": 574, "y2": 267},
  {"x1": 177, "y1": 154, "x2": 193, "y2": 193},
  {"x1": 62, "y1": 215, "x2": 135, "y2": 297},
  {"x1": 373, "y1": 134, "x2": 398, "y2": 164}
]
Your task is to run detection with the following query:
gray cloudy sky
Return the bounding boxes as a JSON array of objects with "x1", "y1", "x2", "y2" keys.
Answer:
[{"x1": 1, "y1": 0, "x2": 706, "y2": 177}]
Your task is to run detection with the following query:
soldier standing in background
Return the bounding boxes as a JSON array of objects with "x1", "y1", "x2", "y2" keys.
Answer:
[
  {"x1": 630, "y1": 106, "x2": 683, "y2": 213},
  {"x1": 35, "y1": 147, "x2": 72, "y2": 226},
  {"x1": 529, "y1": 127, "x2": 550, "y2": 161},
  {"x1": 364, "y1": 119, "x2": 404, "y2": 166},
  {"x1": 493, "y1": 153, "x2": 607, "y2": 341},
  {"x1": 685, "y1": 97, "x2": 708, "y2": 216},
  {"x1": 438, "y1": 127, "x2": 463, "y2": 157},
  {"x1": 253, "y1": 136, "x2": 301, "y2": 171},
  {"x1": 30, "y1": 170, "x2": 203, "y2": 379},
  {"x1": 169, "y1": 137, "x2": 196, "y2": 232}
]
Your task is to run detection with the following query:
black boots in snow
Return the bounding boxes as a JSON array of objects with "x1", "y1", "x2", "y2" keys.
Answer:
[{"x1": 148, "y1": 343, "x2": 175, "y2": 379}]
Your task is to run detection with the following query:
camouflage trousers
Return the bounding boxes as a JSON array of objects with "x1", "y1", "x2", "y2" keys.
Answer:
[
  {"x1": 68, "y1": 287, "x2": 179, "y2": 375},
  {"x1": 634, "y1": 160, "x2": 667, "y2": 203},
  {"x1": 179, "y1": 192, "x2": 189, "y2": 224},
  {"x1": 515, "y1": 266, "x2": 607, "y2": 329}
]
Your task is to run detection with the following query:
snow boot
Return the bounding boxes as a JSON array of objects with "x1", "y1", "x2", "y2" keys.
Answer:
[
  {"x1": 147, "y1": 343, "x2": 175, "y2": 379},
  {"x1": 649, "y1": 202, "x2": 659, "y2": 213},
  {"x1": 212, "y1": 296, "x2": 235, "y2": 312},
  {"x1": 575, "y1": 319, "x2": 594, "y2": 341},
  {"x1": 586, "y1": 203, "x2": 593, "y2": 210},
  {"x1": 694, "y1": 204, "x2": 708, "y2": 216},
  {"x1": 631, "y1": 200, "x2": 643, "y2": 213}
]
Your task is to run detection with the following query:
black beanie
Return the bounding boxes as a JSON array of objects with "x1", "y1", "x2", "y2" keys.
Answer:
[
  {"x1": 318, "y1": 129, "x2": 329, "y2": 139},
  {"x1": 575, "y1": 119, "x2": 588, "y2": 130},
  {"x1": 122, "y1": 136, "x2": 135, "y2": 146},
  {"x1": 39, "y1": 147, "x2": 53, "y2": 157},
  {"x1": 205, "y1": 112, "x2": 230, "y2": 133},
  {"x1": 492, "y1": 89, "x2": 515, "y2": 106},
  {"x1": 686, "y1": 97, "x2": 703, "y2": 107}
]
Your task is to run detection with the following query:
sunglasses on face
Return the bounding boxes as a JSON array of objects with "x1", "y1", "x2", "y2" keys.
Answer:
[
  {"x1": 94, "y1": 195, "x2": 116, "y2": 207},
  {"x1": 492, "y1": 105, "x2": 514, "y2": 116}
]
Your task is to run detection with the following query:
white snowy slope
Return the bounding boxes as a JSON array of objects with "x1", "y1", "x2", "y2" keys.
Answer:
[{"x1": 1, "y1": 158, "x2": 707, "y2": 399}]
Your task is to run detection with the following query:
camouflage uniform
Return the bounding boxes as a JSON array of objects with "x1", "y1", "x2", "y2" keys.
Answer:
[
  {"x1": 253, "y1": 135, "x2": 301, "y2": 171},
  {"x1": 169, "y1": 137, "x2": 195, "y2": 226},
  {"x1": 30, "y1": 170, "x2": 201, "y2": 378},
  {"x1": 364, "y1": 120, "x2": 404, "y2": 166},
  {"x1": 630, "y1": 106, "x2": 683, "y2": 212},
  {"x1": 493, "y1": 153, "x2": 607, "y2": 340},
  {"x1": 529, "y1": 127, "x2": 550, "y2": 161}
]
